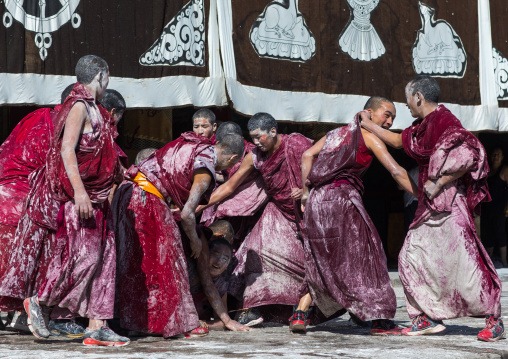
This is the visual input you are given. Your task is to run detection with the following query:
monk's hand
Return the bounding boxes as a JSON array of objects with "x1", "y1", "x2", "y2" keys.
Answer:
[
  {"x1": 195, "y1": 204, "x2": 206, "y2": 214},
  {"x1": 74, "y1": 190, "x2": 93, "y2": 219},
  {"x1": 291, "y1": 187, "x2": 303, "y2": 200},
  {"x1": 359, "y1": 111, "x2": 374, "y2": 130},
  {"x1": 189, "y1": 236, "x2": 202, "y2": 259},
  {"x1": 225, "y1": 319, "x2": 251, "y2": 332},
  {"x1": 424, "y1": 179, "x2": 441, "y2": 200}
]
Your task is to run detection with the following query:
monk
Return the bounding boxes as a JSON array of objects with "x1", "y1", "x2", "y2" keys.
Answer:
[
  {"x1": 113, "y1": 132, "x2": 250, "y2": 338},
  {"x1": 198, "y1": 113, "x2": 313, "y2": 327},
  {"x1": 291, "y1": 97, "x2": 418, "y2": 335},
  {"x1": 361, "y1": 75, "x2": 504, "y2": 342},
  {"x1": 192, "y1": 108, "x2": 217, "y2": 141},
  {"x1": 14, "y1": 55, "x2": 129, "y2": 346},
  {"x1": 201, "y1": 122, "x2": 269, "y2": 248}
]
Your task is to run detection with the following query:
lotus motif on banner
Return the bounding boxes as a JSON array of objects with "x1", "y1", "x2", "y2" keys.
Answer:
[
  {"x1": 493, "y1": 47, "x2": 508, "y2": 100},
  {"x1": 412, "y1": 2, "x2": 466, "y2": 78},
  {"x1": 2, "y1": 0, "x2": 81, "y2": 61}
]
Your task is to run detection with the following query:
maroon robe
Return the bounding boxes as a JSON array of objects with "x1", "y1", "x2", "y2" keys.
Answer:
[
  {"x1": 0, "y1": 108, "x2": 56, "y2": 310},
  {"x1": 0, "y1": 83, "x2": 120, "y2": 319},
  {"x1": 399, "y1": 105, "x2": 501, "y2": 319},
  {"x1": 113, "y1": 132, "x2": 216, "y2": 338},
  {"x1": 303, "y1": 117, "x2": 397, "y2": 321},
  {"x1": 229, "y1": 134, "x2": 312, "y2": 308},
  {"x1": 201, "y1": 140, "x2": 269, "y2": 247}
]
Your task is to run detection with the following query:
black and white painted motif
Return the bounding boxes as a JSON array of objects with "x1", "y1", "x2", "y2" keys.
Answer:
[
  {"x1": 3, "y1": 0, "x2": 81, "y2": 61},
  {"x1": 140, "y1": 0, "x2": 205, "y2": 67},
  {"x1": 412, "y1": 2, "x2": 466, "y2": 78},
  {"x1": 493, "y1": 47, "x2": 508, "y2": 100},
  {"x1": 338, "y1": 0, "x2": 385, "y2": 62},
  {"x1": 249, "y1": 0, "x2": 316, "y2": 62}
]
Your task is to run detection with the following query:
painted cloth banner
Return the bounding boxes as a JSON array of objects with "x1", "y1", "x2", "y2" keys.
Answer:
[
  {"x1": 0, "y1": 0, "x2": 226, "y2": 108},
  {"x1": 490, "y1": 0, "x2": 508, "y2": 130}
]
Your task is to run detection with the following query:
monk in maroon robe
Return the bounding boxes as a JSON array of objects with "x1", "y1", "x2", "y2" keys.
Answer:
[
  {"x1": 12, "y1": 56, "x2": 130, "y2": 346},
  {"x1": 292, "y1": 97, "x2": 417, "y2": 335},
  {"x1": 198, "y1": 113, "x2": 312, "y2": 326},
  {"x1": 0, "y1": 88, "x2": 126, "y2": 322},
  {"x1": 361, "y1": 75, "x2": 504, "y2": 342},
  {"x1": 113, "y1": 132, "x2": 250, "y2": 338},
  {"x1": 201, "y1": 122, "x2": 269, "y2": 248}
]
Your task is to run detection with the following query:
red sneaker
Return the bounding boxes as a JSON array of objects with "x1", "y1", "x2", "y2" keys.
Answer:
[
  {"x1": 370, "y1": 319, "x2": 402, "y2": 336},
  {"x1": 184, "y1": 326, "x2": 209, "y2": 338},
  {"x1": 289, "y1": 311, "x2": 306, "y2": 333},
  {"x1": 401, "y1": 314, "x2": 446, "y2": 336},
  {"x1": 477, "y1": 315, "x2": 505, "y2": 342}
]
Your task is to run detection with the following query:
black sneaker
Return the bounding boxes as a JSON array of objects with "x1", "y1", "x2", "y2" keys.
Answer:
[
  {"x1": 370, "y1": 319, "x2": 402, "y2": 336},
  {"x1": 7, "y1": 311, "x2": 30, "y2": 333},
  {"x1": 49, "y1": 319, "x2": 86, "y2": 338},
  {"x1": 83, "y1": 326, "x2": 130, "y2": 346},
  {"x1": 23, "y1": 295, "x2": 50, "y2": 339},
  {"x1": 235, "y1": 308, "x2": 264, "y2": 327},
  {"x1": 349, "y1": 313, "x2": 370, "y2": 328}
]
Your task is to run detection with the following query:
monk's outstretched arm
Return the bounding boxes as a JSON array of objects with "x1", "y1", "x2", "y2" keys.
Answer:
[
  {"x1": 181, "y1": 169, "x2": 213, "y2": 259},
  {"x1": 61, "y1": 102, "x2": 93, "y2": 219},
  {"x1": 301, "y1": 135, "x2": 326, "y2": 208},
  {"x1": 364, "y1": 132, "x2": 418, "y2": 197},
  {"x1": 195, "y1": 235, "x2": 250, "y2": 332},
  {"x1": 359, "y1": 111, "x2": 403, "y2": 149},
  {"x1": 197, "y1": 153, "x2": 255, "y2": 212}
]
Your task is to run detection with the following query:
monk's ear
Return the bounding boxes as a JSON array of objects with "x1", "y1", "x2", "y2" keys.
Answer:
[
  {"x1": 212, "y1": 123, "x2": 217, "y2": 132},
  {"x1": 97, "y1": 72, "x2": 104, "y2": 88},
  {"x1": 269, "y1": 127, "x2": 277, "y2": 137},
  {"x1": 109, "y1": 108, "x2": 116, "y2": 117},
  {"x1": 229, "y1": 154, "x2": 239, "y2": 163},
  {"x1": 416, "y1": 91, "x2": 424, "y2": 104}
]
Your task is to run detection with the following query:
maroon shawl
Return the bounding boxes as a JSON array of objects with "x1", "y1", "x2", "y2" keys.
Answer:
[
  {"x1": 46, "y1": 83, "x2": 119, "y2": 203},
  {"x1": 126, "y1": 132, "x2": 214, "y2": 209},
  {"x1": 307, "y1": 115, "x2": 365, "y2": 194},
  {"x1": 0, "y1": 108, "x2": 55, "y2": 226},
  {"x1": 252, "y1": 133, "x2": 313, "y2": 224},
  {"x1": 401, "y1": 105, "x2": 489, "y2": 218}
]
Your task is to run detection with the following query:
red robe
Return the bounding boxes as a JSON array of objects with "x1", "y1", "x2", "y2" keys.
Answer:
[
  {"x1": 229, "y1": 134, "x2": 312, "y2": 308},
  {"x1": 201, "y1": 140, "x2": 269, "y2": 247},
  {"x1": 399, "y1": 105, "x2": 501, "y2": 319},
  {"x1": 0, "y1": 83, "x2": 119, "y2": 319},
  {"x1": 303, "y1": 116, "x2": 397, "y2": 320},
  {"x1": 113, "y1": 132, "x2": 216, "y2": 338}
]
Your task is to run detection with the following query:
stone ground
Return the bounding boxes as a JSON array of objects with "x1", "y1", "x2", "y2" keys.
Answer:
[{"x1": 0, "y1": 270, "x2": 507, "y2": 358}]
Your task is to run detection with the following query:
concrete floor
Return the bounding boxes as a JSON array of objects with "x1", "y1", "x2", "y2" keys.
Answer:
[{"x1": 0, "y1": 272, "x2": 507, "y2": 358}]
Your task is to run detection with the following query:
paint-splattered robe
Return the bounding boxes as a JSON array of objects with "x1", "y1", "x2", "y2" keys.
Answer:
[
  {"x1": 229, "y1": 134, "x2": 312, "y2": 308},
  {"x1": 113, "y1": 132, "x2": 216, "y2": 338},
  {"x1": 303, "y1": 117, "x2": 397, "y2": 320},
  {"x1": 399, "y1": 105, "x2": 501, "y2": 320}
]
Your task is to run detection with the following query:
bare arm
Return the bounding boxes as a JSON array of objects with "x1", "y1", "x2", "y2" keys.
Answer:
[
  {"x1": 181, "y1": 169, "x2": 213, "y2": 259},
  {"x1": 301, "y1": 135, "x2": 326, "y2": 209},
  {"x1": 363, "y1": 131, "x2": 418, "y2": 197},
  {"x1": 424, "y1": 170, "x2": 467, "y2": 200},
  {"x1": 196, "y1": 235, "x2": 250, "y2": 332},
  {"x1": 359, "y1": 111, "x2": 403, "y2": 149},
  {"x1": 197, "y1": 153, "x2": 255, "y2": 213},
  {"x1": 61, "y1": 102, "x2": 93, "y2": 219}
]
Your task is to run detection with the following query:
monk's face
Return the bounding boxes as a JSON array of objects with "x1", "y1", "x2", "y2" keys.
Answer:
[
  {"x1": 193, "y1": 117, "x2": 217, "y2": 139},
  {"x1": 249, "y1": 128, "x2": 277, "y2": 152},
  {"x1": 491, "y1": 148, "x2": 504, "y2": 168},
  {"x1": 405, "y1": 84, "x2": 420, "y2": 118},
  {"x1": 209, "y1": 244, "x2": 231, "y2": 277},
  {"x1": 369, "y1": 102, "x2": 396, "y2": 130}
]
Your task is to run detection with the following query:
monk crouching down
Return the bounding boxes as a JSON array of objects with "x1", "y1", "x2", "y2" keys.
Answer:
[
  {"x1": 292, "y1": 97, "x2": 418, "y2": 335},
  {"x1": 112, "y1": 132, "x2": 250, "y2": 338}
]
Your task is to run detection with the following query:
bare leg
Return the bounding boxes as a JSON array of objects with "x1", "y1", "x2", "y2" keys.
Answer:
[
  {"x1": 88, "y1": 319, "x2": 105, "y2": 330},
  {"x1": 499, "y1": 246, "x2": 508, "y2": 267},
  {"x1": 296, "y1": 294, "x2": 312, "y2": 312}
]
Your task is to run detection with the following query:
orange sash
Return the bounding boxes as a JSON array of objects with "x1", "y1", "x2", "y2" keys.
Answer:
[{"x1": 132, "y1": 172, "x2": 165, "y2": 201}]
